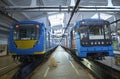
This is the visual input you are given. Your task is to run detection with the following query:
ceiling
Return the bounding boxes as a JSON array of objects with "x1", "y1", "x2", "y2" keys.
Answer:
[
  {"x1": 1, "y1": 0, "x2": 120, "y2": 21},
  {"x1": 80, "y1": 0, "x2": 108, "y2": 6},
  {"x1": 0, "y1": 0, "x2": 120, "y2": 39},
  {"x1": 0, "y1": 0, "x2": 71, "y2": 20}
]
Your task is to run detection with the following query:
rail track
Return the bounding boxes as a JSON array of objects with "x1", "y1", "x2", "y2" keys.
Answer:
[
  {"x1": 12, "y1": 46, "x2": 58, "y2": 79},
  {"x1": 0, "y1": 62, "x2": 21, "y2": 79},
  {"x1": 62, "y1": 46, "x2": 120, "y2": 79}
]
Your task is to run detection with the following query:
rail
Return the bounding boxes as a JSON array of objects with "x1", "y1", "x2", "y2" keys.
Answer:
[
  {"x1": 12, "y1": 46, "x2": 58, "y2": 79},
  {"x1": 0, "y1": 63, "x2": 20, "y2": 77},
  {"x1": 62, "y1": 46, "x2": 120, "y2": 79}
]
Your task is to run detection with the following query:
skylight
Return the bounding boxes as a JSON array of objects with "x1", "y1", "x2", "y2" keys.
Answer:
[
  {"x1": 48, "y1": 13, "x2": 64, "y2": 27},
  {"x1": 91, "y1": 13, "x2": 112, "y2": 20},
  {"x1": 70, "y1": 0, "x2": 75, "y2": 6}
]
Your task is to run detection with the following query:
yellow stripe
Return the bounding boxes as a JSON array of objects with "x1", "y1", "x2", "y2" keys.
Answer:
[
  {"x1": 14, "y1": 40, "x2": 37, "y2": 49},
  {"x1": 10, "y1": 51, "x2": 45, "y2": 55},
  {"x1": 34, "y1": 51, "x2": 45, "y2": 54}
]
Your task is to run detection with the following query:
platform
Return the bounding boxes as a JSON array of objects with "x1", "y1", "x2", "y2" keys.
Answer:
[
  {"x1": 0, "y1": 55, "x2": 15, "y2": 68},
  {"x1": 31, "y1": 46, "x2": 93, "y2": 79},
  {"x1": 97, "y1": 57, "x2": 120, "y2": 71}
]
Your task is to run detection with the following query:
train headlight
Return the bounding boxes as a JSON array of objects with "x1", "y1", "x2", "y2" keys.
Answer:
[
  {"x1": 110, "y1": 42, "x2": 111, "y2": 44},
  {"x1": 91, "y1": 42, "x2": 93, "y2": 45},
  {"x1": 106, "y1": 42, "x2": 108, "y2": 44},
  {"x1": 95, "y1": 42, "x2": 97, "y2": 45},
  {"x1": 102, "y1": 42, "x2": 104, "y2": 44},
  {"x1": 98, "y1": 42, "x2": 100, "y2": 45}
]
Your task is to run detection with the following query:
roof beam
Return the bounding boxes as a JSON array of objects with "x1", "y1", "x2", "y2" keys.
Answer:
[
  {"x1": 110, "y1": 19, "x2": 120, "y2": 24},
  {"x1": 0, "y1": 11, "x2": 17, "y2": 22},
  {"x1": 1, "y1": 6, "x2": 120, "y2": 12},
  {"x1": 2, "y1": 9, "x2": 120, "y2": 12},
  {"x1": 5, "y1": 0, "x2": 31, "y2": 20},
  {"x1": 3, "y1": 6, "x2": 120, "y2": 9}
]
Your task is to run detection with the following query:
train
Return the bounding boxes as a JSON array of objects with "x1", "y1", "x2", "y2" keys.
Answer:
[
  {"x1": 68, "y1": 19, "x2": 114, "y2": 59},
  {"x1": 8, "y1": 21, "x2": 55, "y2": 62}
]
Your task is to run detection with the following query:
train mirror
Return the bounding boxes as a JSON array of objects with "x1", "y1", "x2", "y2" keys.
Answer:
[{"x1": 36, "y1": 25, "x2": 39, "y2": 28}]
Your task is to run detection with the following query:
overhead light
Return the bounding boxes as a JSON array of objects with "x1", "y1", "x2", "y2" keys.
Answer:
[
  {"x1": 48, "y1": 13, "x2": 64, "y2": 27},
  {"x1": 70, "y1": 0, "x2": 75, "y2": 6}
]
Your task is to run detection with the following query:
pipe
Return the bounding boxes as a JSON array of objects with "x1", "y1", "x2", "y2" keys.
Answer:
[
  {"x1": 60, "y1": 0, "x2": 81, "y2": 42},
  {"x1": 3, "y1": 6, "x2": 120, "y2": 9},
  {"x1": 2, "y1": 8, "x2": 120, "y2": 12}
]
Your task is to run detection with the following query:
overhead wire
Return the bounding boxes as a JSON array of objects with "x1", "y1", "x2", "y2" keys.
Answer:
[{"x1": 60, "y1": 0, "x2": 81, "y2": 42}]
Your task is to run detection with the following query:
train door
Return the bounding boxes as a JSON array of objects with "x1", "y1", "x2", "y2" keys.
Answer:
[
  {"x1": 45, "y1": 28, "x2": 47, "y2": 51},
  {"x1": 71, "y1": 29, "x2": 76, "y2": 48}
]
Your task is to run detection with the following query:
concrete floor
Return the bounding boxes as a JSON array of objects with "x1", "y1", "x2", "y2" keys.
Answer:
[
  {"x1": 0, "y1": 56, "x2": 15, "y2": 68},
  {"x1": 97, "y1": 51, "x2": 120, "y2": 71},
  {"x1": 97, "y1": 57, "x2": 120, "y2": 71},
  {"x1": 31, "y1": 46, "x2": 93, "y2": 79}
]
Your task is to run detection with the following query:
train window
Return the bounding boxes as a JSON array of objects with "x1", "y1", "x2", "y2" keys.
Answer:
[
  {"x1": 13, "y1": 30, "x2": 18, "y2": 40},
  {"x1": 20, "y1": 29, "x2": 27, "y2": 39},
  {"x1": 80, "y1": 26, "x2": 88, "y2": 40},
  {"x1": 13, "y1": 24, "x2": 40, "y2": 40},
  {"x1": 104, "y1": 25, "x2": 110, "y2": 39},
  {"x1": 89, "y1": 26, "x2": 104, "y2": 40}
]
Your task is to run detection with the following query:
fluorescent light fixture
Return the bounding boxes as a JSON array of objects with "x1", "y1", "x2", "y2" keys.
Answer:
[
  {"x1": 91, "y1": 13, "x2": 112, "y2": 20},
  {"x1": 48, "y1": 13, "x2": 64, "y2": 27}
]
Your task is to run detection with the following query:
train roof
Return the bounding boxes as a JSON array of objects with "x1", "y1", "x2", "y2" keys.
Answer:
[
  {"x1": 77, "y1": 18, "x2": 110, "y2": 27},
  {"x1": 12, "y1": 21, "x2": 44, "y2": 26}
]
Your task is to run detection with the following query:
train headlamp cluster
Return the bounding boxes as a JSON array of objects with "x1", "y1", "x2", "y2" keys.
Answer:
[{"x1": 82, "y1": 41, "x2": 112, "y2": 45}]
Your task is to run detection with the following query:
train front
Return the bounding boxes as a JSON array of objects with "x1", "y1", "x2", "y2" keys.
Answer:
[
  {"x1": 77, "y1": 19, "x2": 114, "y2": 59},
  {"x1": 8, "y1": 21, "x2": 45, "y2": 62}
]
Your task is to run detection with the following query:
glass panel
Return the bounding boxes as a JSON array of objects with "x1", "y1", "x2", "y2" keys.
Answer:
[
  {"x1": 89, "y1": 26, "x2": 104, "y2": 40},
  {"x1": 80, "y1": 26, "x2": 88, "y2": 40},
  {"x1": 104, "y1": 25, "x2": 110, "y2": 39},
  {"x1": 13, "y1": 24, "x2": 40, "y2": 40},
  {"x1": 79, "y1": 24, "x2": 111, "y2": 40}
]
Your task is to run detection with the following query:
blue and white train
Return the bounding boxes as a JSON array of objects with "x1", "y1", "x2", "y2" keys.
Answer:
[{"x1": 69, "y1": 19, "x2": 114, "y2": 59}]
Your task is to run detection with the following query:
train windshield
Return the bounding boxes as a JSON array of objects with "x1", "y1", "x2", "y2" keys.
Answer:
[
  {"x1": 80, "y1": 24, "x2": 111, "y2": 40},
  {"x1": 13, "y1": 24, "x2": 40, "y2": 40}
]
